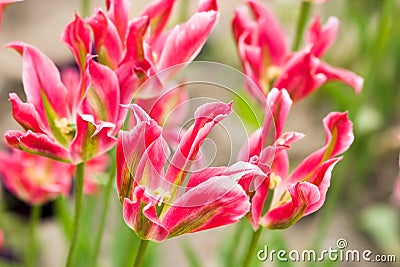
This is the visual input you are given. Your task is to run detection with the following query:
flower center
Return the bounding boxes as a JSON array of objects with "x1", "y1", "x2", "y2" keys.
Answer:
[
  {"x1": 153, "y1": 187, "x2": 172, "y2": 206},
  {"x1": 54, "y1": 117, "x2": 75, "y2": 135},
  {"x1": 269, "y1": 172, "x2": 282, "y2": 190}
]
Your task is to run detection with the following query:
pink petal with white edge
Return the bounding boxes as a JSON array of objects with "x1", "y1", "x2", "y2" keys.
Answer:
[
  {"x1": 116, "y1": 104, "x2": 163, "y2": 201},
  {"x1": 81, "y1": 59, "x2": 120, "y2": 126},
  {"x1": 197, "y1": 0, "x2": 218, "y2": 12},
  {"x1": 87, "y1": 9, "x2": 123, "y2": 69},
  {"x1": 165, "y1": 102, "x2": 232, "y2": 185},
  {"x1": 274, "y1": 51, "x2": 327, "y2": 102},
  {"x1": 69, "y1": 114, "x2": 116, "y2": 164},
  {"x1": 305, "y1": 157, "x2": 341, "y2": 215},
  {"x1": 316, "y1": 61, "x2": 363, "y2": 95},
  {"x1": 106, "y1": 0, "x2": 131, "y2": 42},
  {"x1": 157, "y1": 10, "x2": 218, "y2": 71},
  {"x1": 4, "y1": 130, "x2": 70, "y2": 162},
  {"x1": 287, "y1": 112, "x2": 353, "y2": 184},
  {"x1": 262, "y1": 182, "x2": 320, "y2": 229},
  {"x1": 120, "y1": 16, "x2": 150, "y2": 65},
  {"x1": 307, "y1": 16, "x2": 339, "y2": 58},
  {"x1": 237, "y1": 128, "x2": 262, "y2": 162},
  {"x1": 61, "y1": 14, "x2": 91, "y2": 71},
  {"x1": 262, "y1": 88, "x2": 293, "y2": 144},
  {"x1": 140, "y1": 0, "x2": 175, "y2": 39},
  {"x1": 247, "y1": 0, "x2": 288, "y2": 65},
  {"x1": 161, "y1": 176, "x2": 250, "y2": 238},
  {"x1": 123, "y1": 186, "x2": 169, "y2": 242},
  {"x1": 9, "y1": 93, "x2": 46, "y2": 133},
  {"x1": 7, "y1": 42, "x2": 69, "y2": 123}
]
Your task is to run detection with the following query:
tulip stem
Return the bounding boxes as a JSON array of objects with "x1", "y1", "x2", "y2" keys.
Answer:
[
  {"x1": 292, "y1": 0, "x2": 312, "y2": 51},
  {"x1": 27, "y1": 205, "x2": 41, "y2": 267},
  {"x1": 225, "y1": 220, "x2": 246, "y2": 267},
  {"x1": 242, "y1": 227, "x2": 263, "y2": 267},
  {"x1": 92, "y1": 148, "x2": 117, "y2": 265},
  {"x1": 133, "y1": 239, "x2": 150, "y2": 267},
  {"x1": 65, "y1": 162, "x2": 85, "y2": 267},
  {"x1": 81, "y1": 0, "x2": 91, "y2": 17}
]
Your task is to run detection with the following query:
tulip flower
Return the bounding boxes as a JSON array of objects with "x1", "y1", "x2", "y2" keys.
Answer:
[
  {"x1": 4, "y1": 42, "x2": 121, "y2": 164},
  {"x1": 232, "y1": 0, "x2": 363, "y2": 103},
  {"x1": 117, "y1": 102, "x2": 266, "y2": 242},
  {"x1": 0, "y1": 149, "x2": 72, "y2": 205},
  {"x1": 238, "y1": 88, "x2": 354, "y2": 229},
  {"x1": 73, "y1": 0, "x2": 218, "y2": 98}
]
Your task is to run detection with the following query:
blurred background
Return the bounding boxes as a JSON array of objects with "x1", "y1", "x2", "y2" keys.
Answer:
[{"x1": 0, "y1": 0, "x2": 399, "y2": 266}]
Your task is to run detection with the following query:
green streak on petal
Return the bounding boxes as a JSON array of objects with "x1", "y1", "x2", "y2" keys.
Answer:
[
  {"x1": 40, "y1": 90, "x2": 70, "y2": 147},
  {"x1": 86, "y1": 86, "x2": 108, "y2": 122},
  {"x1": 167, "y1": 206, "x2": 219, "y2": 238},
  {"x1": 80, "y1": 122, "x2": 98, "y2": 162}
]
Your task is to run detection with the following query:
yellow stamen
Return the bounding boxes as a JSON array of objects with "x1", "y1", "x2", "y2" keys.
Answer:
[
  {"x1": 54, "y1": 117, "x2": 73, "y2": 135},
  {"x1": 269, "y1": 172, "x2": 282, "y2": 190}
]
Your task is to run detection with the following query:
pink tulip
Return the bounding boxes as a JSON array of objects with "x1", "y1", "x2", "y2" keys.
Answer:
[
  {"x1": 238, "y1": 88, "x2": 354, "y2": 229},
  {"x1": 116, "y1": 103, "x2": 265, "y2": 242},
  {"x1": 0, "y1": 149, "x2": 72, "y2": 205},
  {"x1": 4, "y1": 43, "x2": 120, "y2": 164},
  {"x1": 81, "y1": 0, "x2": 218, "y2": 88},
  {"x1": 60, "y1": 0, "x2": 219, "y2": 141},
  {"x1": 232, "y1": 0, "x2": 363, "y2": 103}
]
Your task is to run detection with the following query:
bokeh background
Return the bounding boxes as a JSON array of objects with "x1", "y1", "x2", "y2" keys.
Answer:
[{"x1": 0, "y1": 0, "x2": 399, "y2": 266}]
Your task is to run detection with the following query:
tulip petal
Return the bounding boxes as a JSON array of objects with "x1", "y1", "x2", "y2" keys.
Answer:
[
  {"x1": 305, "y1": 157, "x2": 341, "y2": 215},
  {"x1": 262, "y1": 182, "x2": 320, "y2": 229},
  {"x1": 262, "y1": 88, "x2": 293, "y2": 145},
  {"x1": 9, "y1": 93, "x2": 46, "y2": 133},
  {"x1": 69, "y1": 114, "x2": 117, "y2": 164},
  {"x1": 274, "y1": 51, "x2": 327, "y2": 102},
  {"x1": 197, "y1": 0, "x2": 217, "y2": 12},
  {"x1": 121, "y1": 16, "x2": 150, "y2": 65},
  {"x1": 287, "y1": 112, "x2": 353, "y2": 184},
  {"x1": 116, "y1": 104, "x2": 163, "y2": 202},
  {"x1": 61, "y1": 14, "x2": 91, "y2": 71},
  {"x1": 161, "y1": 176, "x2": 250, "y2": 238},
  {"x1": 87, "y1": 9, "x2": 123, "y2": 69},
  {"x1": 81, "y1": 59, "x2": 120, "y2": 126},
  {"x1": 4, "y1": 130, "x2": 70, "y2": 162},
  {"x1": 247, "y1": 0, "x2": 287, "y2": 65},
  {"x1": 307, "y1": 16, "x2": 339, "y2": 58},
  {"x1": 165, "y1": 102, "x2": 232, "y2": 185},
  {"x1": 316, "y1": 61, "x2": 363, "y2": 95},
  {"x1": 123, "y1": 187, "x2": 169, "y2": 242},
  {"x1": 7, "y1": 42, "x2": 70, "y2": 132},
  {"x1": 140, "y1": 0, "x2": 175, "y2": 38},
  {"x1": 106, "y1": 0, "x2": 131, "y2": 42},
  {"x1": 157, "y1": 10, "x2": 218, "y2": 71}
]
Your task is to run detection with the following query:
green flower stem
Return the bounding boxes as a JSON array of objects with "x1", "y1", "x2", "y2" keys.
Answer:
[
  {"x1": 27, "y1": 205, "x2": 41, "y2": 267},
  {"x1": 242, "y1": 227, "x2": 263, "y2": 267},
  {"x1": 241, "y1": 189, "x2": 274, "y2": 267},
  {"x1": 92, "y1": 148, "x2": 117, "y2": 265},
  {"x1": 132, "y1": 239, "x2": 150, "y2": 267},
  {"x1": 65, "y1": 162, "x2": 85, "y2": 267},
  {"x1": 81, "y1": 0, "x2": 91, "y2": 17},
  {"x1": 292, "y1": 1, "x2": 312, "y2": 51},
  {"x1": 225, "y1": 220, "x2": 246, "y2": 267}
]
